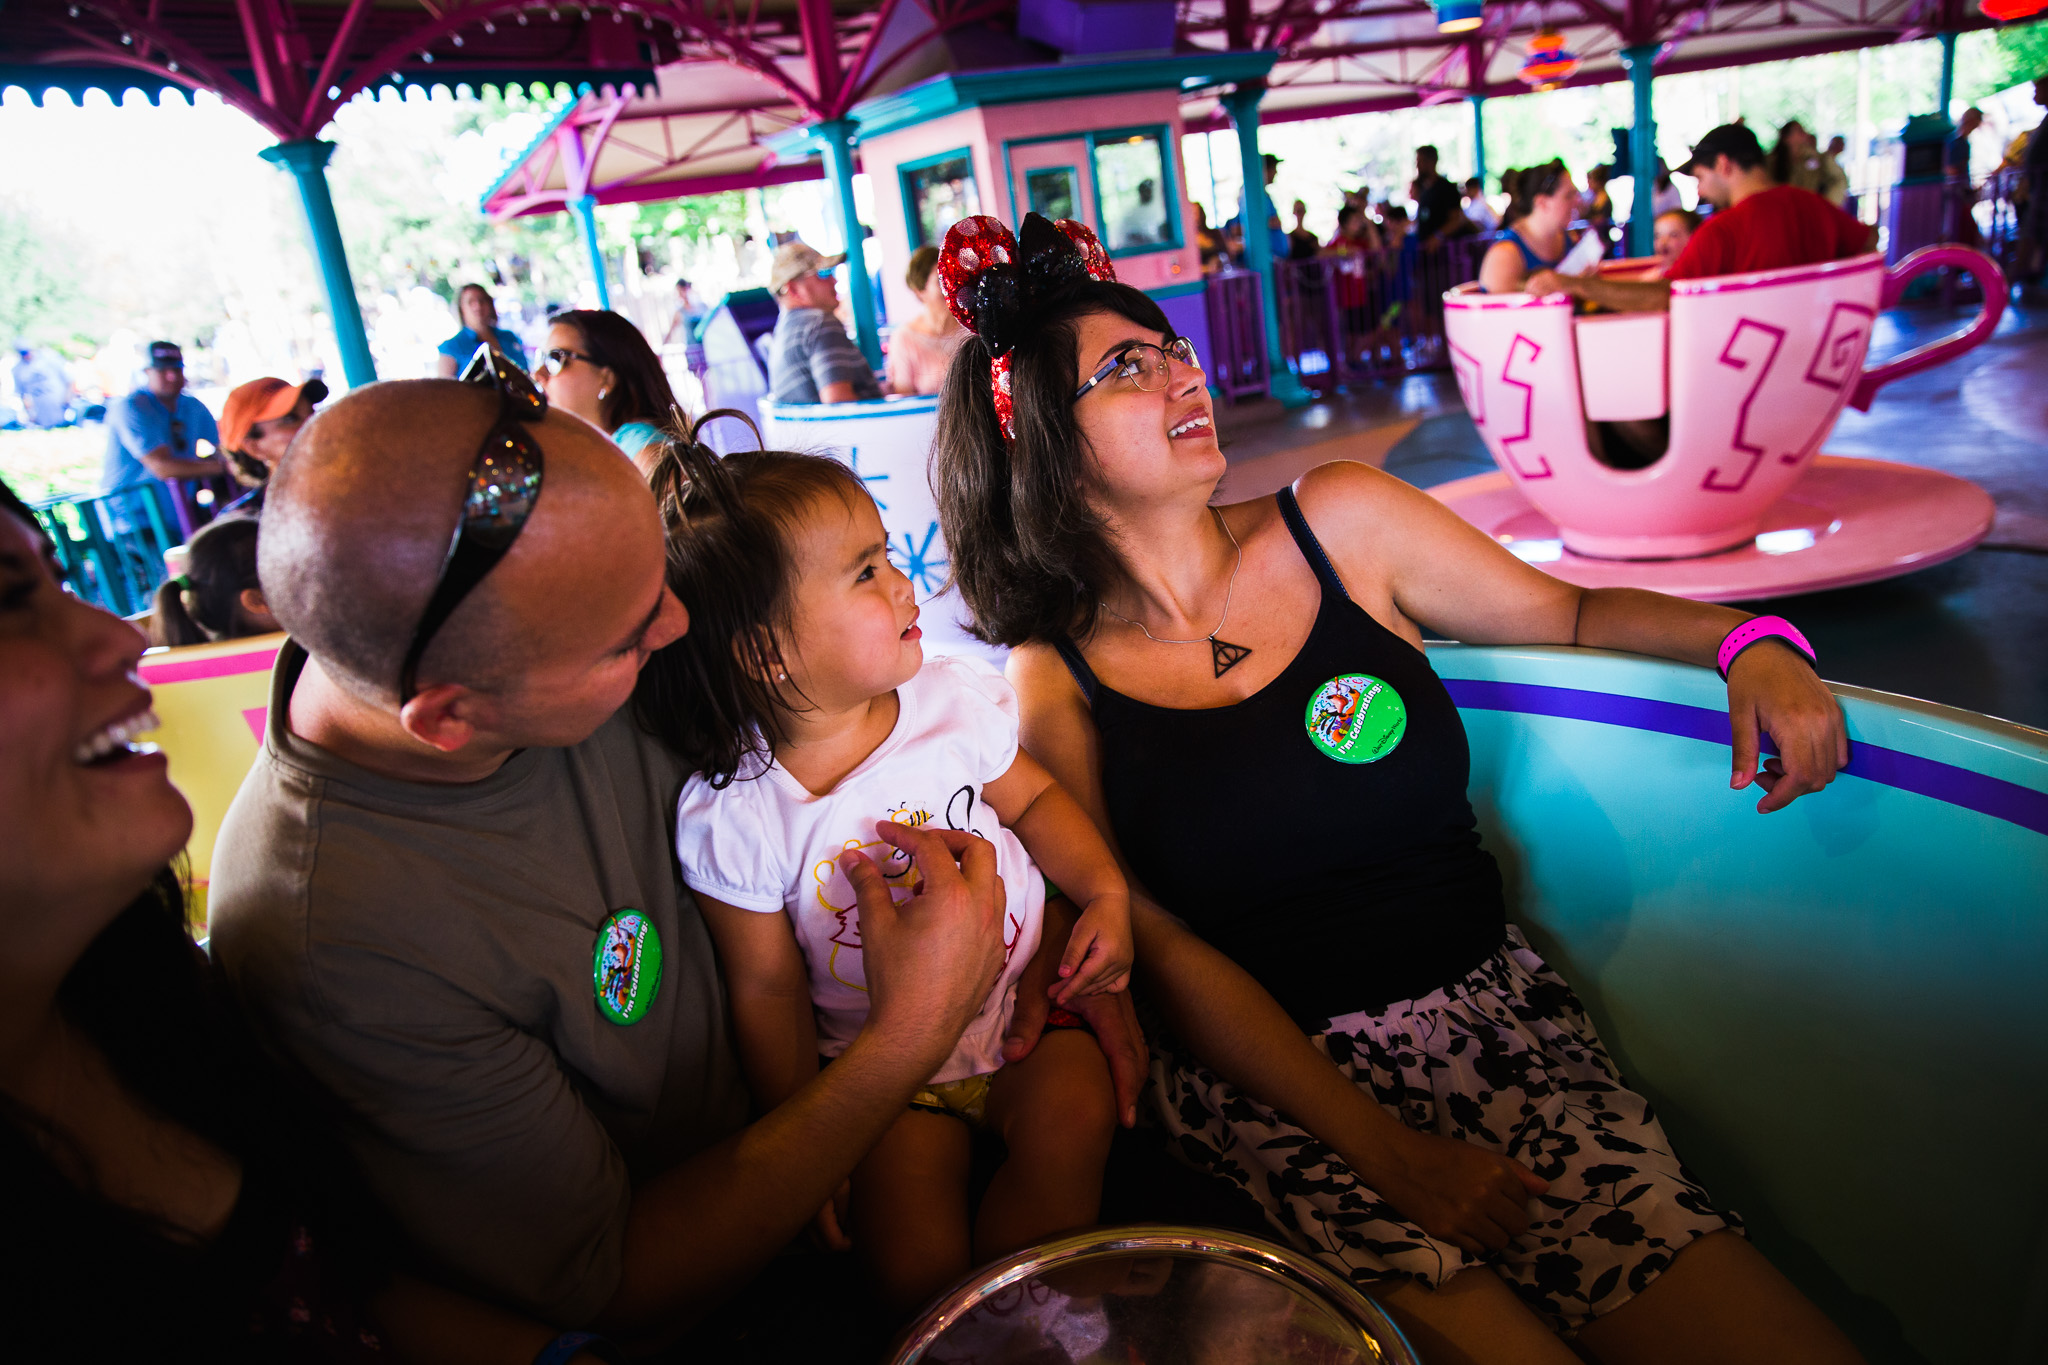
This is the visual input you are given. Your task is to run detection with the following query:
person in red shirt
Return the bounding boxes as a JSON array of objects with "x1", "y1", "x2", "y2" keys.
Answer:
[{"x1": 1527, "y1": 123, "x2": 1875, "y2": 312}]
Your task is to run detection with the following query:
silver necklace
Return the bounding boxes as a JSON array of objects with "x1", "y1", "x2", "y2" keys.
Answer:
[{"x1": 1101, "y1": 509, "x2": 1254, "y2": 678}]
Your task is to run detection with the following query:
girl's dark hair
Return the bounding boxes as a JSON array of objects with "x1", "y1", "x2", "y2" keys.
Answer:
[
  {"x1": 152, "y1": 513, "x2": 262, "y2": 647},
  {"x1": 1507, "y1": 160, "x2": 1570, "y2": 224},
  {"x1": 932, "y1": 278, "x2": 1172, "y2": 648},
  {"x1": 550, "y1": 308, "x2": 684, "y2": 433},
  {"x1": 634, "y1": 419, "x2": 869, "y2": 786}
]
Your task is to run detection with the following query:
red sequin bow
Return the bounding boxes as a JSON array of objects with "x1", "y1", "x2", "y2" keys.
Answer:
[{"x1": 937, "y1": 214, "x2": 1117, "y2": 441}]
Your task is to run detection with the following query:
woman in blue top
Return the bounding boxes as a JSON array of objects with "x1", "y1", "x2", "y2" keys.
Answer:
[
  {"x1": 434, "y1": 284, "x2": 531, "y2": 376},
  {"x1": 536, "y1": 309, "x2": 687, "y2": 476},
  {"x1": 1478, "y1": 161, "x2": 1578, "y2": 295}
]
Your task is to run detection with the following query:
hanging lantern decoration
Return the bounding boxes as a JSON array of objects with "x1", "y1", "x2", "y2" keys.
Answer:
[
  {"x1": 1434, "y1": 0, "x2": 1483, "y2": 33},
  {"x1": 1979, "y1": 0, "x2": 2047, "y2": 20},
  {"x1": 1520, "y1": 29, "x2": 1579, "y2": 90}
]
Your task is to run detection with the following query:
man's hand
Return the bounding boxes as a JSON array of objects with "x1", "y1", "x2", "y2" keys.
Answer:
[
  {"x1": 1727, "y1": 641, "x2": 1848, "y2": 813},
  {"x1": 1523, "y1": 268, "x2": 1576, "y2": 299},
  {"x1": 843, "y1": 821, "x2": 1006, "y2": 1061},
  {"x1": 1004, "y1": 896, "x2": 1147, "y2": 1127}
]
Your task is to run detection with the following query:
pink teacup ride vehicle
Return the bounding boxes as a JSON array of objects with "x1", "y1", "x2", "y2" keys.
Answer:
[{"x1": 1436, "y1": 246, "x2": 2006, "y2": 599}]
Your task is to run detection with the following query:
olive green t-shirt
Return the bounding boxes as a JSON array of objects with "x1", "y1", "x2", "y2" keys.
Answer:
[{"x1": 210, "y1": 643, "x2": 748, "y2": 1324}]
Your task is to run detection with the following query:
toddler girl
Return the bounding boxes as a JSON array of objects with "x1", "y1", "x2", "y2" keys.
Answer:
[{"x1": 639, "y1": 435, "x2": 1131, "y2": 1313}]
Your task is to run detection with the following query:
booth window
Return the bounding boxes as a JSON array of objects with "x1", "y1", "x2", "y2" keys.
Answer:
[
  {"x1": 1091, "y1": 128, "x2": 1179, "y2": 255},
  {"x1": 1027, "y1": 166, "x2": 1079, "y2": 221},
  {"x1": 901, "y1": 150, "x2": 981, "y2": 248}
]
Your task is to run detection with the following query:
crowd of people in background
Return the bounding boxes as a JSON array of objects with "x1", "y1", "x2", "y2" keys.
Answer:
[{"x1": 17, "y1": 76, "x2": 2048, "y2": 687}]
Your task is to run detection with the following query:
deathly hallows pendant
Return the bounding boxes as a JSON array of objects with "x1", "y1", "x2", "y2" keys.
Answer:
[{"x1": 1210, "y1": 638, "x2": 1253, "y2": 677}]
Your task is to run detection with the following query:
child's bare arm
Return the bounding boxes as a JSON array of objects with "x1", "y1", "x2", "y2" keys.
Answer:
[
  {"x1": 983, "y1": 750, "x2": 1133, "y2": 1000},
  {"x1": 693, "y1": 891, "x2": 819, "y2": 1110}
]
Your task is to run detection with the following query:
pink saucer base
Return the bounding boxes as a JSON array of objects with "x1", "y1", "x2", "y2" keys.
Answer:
[{"x1": 1430, "y1": 456, "x2": 1995, "y2": 602}]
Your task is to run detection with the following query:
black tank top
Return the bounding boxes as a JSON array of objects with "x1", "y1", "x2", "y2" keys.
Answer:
[{"x1": 1056, "y1": 488, "x2": 1506, "y2": 1027}]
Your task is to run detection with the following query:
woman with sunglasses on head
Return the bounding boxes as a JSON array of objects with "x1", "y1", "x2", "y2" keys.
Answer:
[
  {"x1": 0, "y1": 475, "x2": 625, "y2": 1362},
  {"x1": 933, "y1": 214, "x2": 1861, "y2": 1365},
  {"x1": 217, "y1": 375, "x2": 327, "y2": 516},
  {"x1": 536, "y1": 310, "x2": 686, "y2": 477},
  {"x1": 1477, "y1": 160, "x2": 1579, "y2": 296}
]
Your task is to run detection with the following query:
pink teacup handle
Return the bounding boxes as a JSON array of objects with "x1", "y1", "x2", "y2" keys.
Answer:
[{"x1": 1849, "y1": 245, "x2": 2005, "y2": 412}]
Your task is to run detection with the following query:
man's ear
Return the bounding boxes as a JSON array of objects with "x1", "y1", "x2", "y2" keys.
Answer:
[
  {"x1": 239, "y1": 587, "x2": 280, "y2": 631},
  {"x1": 398, "y1": 683, "x2": 488, "y2": 754}
]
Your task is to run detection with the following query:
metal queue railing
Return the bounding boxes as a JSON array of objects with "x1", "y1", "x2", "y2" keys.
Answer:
[{"x1": 1270, "y1": 235, "x2": 1494, "y2": 394}]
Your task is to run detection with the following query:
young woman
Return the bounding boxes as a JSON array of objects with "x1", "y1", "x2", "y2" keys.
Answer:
[
  {"x1": 0, "y1": 476, "x2": 615, "y2": 1363},
  {"x1": 535, "y1": 309, "x2": 686, "y2": 475},
  {"x1": 929, "y1": 213, "x2": 1864, "y2": 1365},
  {"x1": 1478, "y1": 160, "x2": 1578, "y2": 294},
  {"x1": 885, "y1": 246, "x2": 968, "y2": 396}
]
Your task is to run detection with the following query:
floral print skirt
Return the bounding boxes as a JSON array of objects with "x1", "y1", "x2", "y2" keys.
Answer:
[{"x1": 1151, "y1": 926, "x2": 1739, "y2": 1334}]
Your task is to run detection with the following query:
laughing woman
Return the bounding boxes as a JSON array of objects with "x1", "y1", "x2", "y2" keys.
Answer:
[
  {"x1": 931, "y1": 215, "x2": 1864, "y2": 1365},
  {"x1": 0, "y1": 478, "x2": 612, "y2": 1363}
]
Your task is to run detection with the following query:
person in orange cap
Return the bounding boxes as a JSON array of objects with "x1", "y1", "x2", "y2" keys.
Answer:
[{"x1": 217, "y1": 375, "x2": 327, "y2": 514}]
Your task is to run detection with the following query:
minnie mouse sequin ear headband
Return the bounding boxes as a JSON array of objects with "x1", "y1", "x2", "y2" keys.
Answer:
[{"x1": 937, "y1": 213, "x2": 1118, "y2": 442}]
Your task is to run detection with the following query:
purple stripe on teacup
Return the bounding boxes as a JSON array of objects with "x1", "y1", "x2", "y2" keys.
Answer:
[{"x1": 1444, "y1": 678, "x2": 2048, "y2": 837}]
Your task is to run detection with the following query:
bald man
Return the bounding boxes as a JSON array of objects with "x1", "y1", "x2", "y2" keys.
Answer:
[{"x1": 207, "y1": 380, "x2": 1132, "y2": 1344}]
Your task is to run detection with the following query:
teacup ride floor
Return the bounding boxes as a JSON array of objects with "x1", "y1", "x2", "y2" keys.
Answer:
[{"x1": 1213, "y1": 298, "x2": 2048, "y2": 732}]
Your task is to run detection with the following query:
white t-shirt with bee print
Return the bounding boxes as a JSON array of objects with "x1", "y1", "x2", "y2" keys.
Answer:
[{"x1": 674, "y1": 656, "x2": 1046, "y2": 1083}]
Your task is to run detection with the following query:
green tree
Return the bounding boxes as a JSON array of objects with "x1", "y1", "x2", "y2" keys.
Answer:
[
  {"x1": 1984, "y1": 19, "x2": 2048, "y2": 93},
  {"x1": 0, "y1": 206, "x2": 96, "y2": 348}
]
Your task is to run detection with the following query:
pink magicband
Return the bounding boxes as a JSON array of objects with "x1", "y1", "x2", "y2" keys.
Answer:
[{"x1": 1717, "y1": 615, "x2": 1817, "y2": 679}]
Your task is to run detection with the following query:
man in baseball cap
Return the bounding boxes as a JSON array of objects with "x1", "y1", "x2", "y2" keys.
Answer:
[
  {"x1": 1527, "y1": 121, "x2": 1874, "y2": 313},
  {"x1": 217, "y1": 375, "x2": 330, "y2": 513},
  {"x1": 766, "y1": 238, "x2": 881, "y2": 405},
  {"x1": 99, "y1": 340, "x2": 225, "y2": 502}
]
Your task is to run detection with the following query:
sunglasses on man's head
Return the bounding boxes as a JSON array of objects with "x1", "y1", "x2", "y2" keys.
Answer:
[{"x1": 397, "y1": 344, "x2": 547, "y2": 704}]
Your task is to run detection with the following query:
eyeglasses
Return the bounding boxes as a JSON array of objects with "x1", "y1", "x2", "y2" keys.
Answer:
[
  {"x1": 397, "y1": 344, "x2": 547, "y2": 704},
  {"x1": 539, "y1": 348, "x2": 597, "y2": 375},
  {"x1": 1073, "y1": 336, "x2": 1202, "y2": 403}
]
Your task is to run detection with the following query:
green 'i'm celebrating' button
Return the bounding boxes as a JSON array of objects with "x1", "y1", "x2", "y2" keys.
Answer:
[
  {"x1": 1304, "y1": 673, "x2": 1407, "y2": 764},
  {"x1": 592, "y1": 909, "x2": 663, "y2": 1025}
]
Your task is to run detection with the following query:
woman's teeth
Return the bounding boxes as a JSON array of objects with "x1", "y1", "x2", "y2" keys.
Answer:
[
  {"x1": 74, "y1": 710, "x2": 159, "y2": 765},
  {"x1": 1169, "y1": 415, "x2": 1212, "y2": 438}
]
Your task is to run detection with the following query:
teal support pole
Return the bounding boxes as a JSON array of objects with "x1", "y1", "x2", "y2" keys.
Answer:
[
  {"x1": 1472, "y1": 95, "x2": 1488, "y2": 191},
  {"x1": 1221, "y1": 84, "x2": 1312, "y2": 409},
  {"x1": 260, "y1": 139, "x2": 376, "y2": 389},
  {"x1": 572, "y1": 194, "x2": 612, "y2": 310},
  {"x1": 815, "y1": 117, "x2": 883, "y2": 372},
  {"x1": 1621, "y1": 44, "x2": 1659, "y2": 258},
  {"x1": 1937, "y1": 31, "x2": 1956, "y2": 118}
]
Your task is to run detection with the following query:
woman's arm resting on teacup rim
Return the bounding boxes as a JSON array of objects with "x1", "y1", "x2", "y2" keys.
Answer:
[{"x1": 1292, "y1": 461, "x2": 1848, "y2": 813}]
